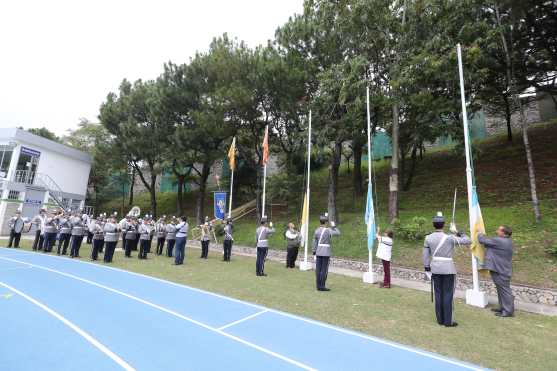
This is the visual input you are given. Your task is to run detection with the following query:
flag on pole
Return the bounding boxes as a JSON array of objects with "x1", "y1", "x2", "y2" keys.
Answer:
[
  {"x1": 364, "y1": 182, "x2": 376, "y2": 251},
  {"x1": 470, "y1": 187, "x2": 486, "y2": 268},
  {"x1": 227, "y1": 137, "x2": 236, "y2": 171},
  {"x1": 300, "y1": 192, "x2": 309, "y2": 245},
  {"x1": 261, "y1": 126, "x2": 269, "y2": 165}
]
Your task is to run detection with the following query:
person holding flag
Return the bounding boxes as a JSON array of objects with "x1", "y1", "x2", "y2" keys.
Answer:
[
  {"x1": 255, "y1": 216, "x2": 275, "y2": 276},
  {"x1": 423, "y1": 212, "x2": 471, "y2": 327},
  {"x1": 312, "y1": 213, "x2": 340, "y2": 291}
]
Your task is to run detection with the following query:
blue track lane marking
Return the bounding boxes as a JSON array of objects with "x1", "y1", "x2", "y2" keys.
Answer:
[{"x1": 0, "y1": 247, "x2": 488, "y2": 371}]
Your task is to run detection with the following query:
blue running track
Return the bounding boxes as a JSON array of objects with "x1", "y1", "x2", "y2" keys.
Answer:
[{"x1": 0, "y1": 247, "x2": 487, "y2": 371}]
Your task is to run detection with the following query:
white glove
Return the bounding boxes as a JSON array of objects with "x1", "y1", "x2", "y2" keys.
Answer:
[
  {"x1": 330, "y1": 221, "x2": 336, "y2": 228},
  {"x1": 449, "y1": 222, "x2": 458, "y2": 234},
  {"x1": 269, "y1": 222, "x2": 273, "y2": 228}
]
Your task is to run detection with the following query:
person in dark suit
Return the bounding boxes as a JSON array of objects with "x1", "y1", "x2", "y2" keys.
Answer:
[
  {"x1": 478, "y1": 226, "x2": 515, "y2": 317},
  {"x1": 7, "y1": 211, "x2": 25, "y2": 248}
]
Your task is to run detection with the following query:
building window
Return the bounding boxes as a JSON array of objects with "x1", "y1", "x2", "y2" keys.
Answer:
[
  {"x1": 8, "y1": 190, "x2": 20, "y2": 200},
  {"x1": 0, "y1": 145, "x2": 14, "y2": 177}
]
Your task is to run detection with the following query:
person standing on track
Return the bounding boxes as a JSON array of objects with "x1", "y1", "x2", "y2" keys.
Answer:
[
  {"x1": 285, "y1": 223, "x2": 301, "y2": 268},
  {"x1": 174, "y1": 216, "x2": 189, "y2": 265},
  {"x1": 223, "y1": 217, "x2": 234, "y2": 262},
  {"x1": 7, "y1": 210, "x2": 25, "y2": 248},
  {"x1": 255, "y1": 216, "x2": 275, "y2": 276},
  {"x1": 312, "y1": 213, "x2": 340, "y2": 291},
  {"x1": 423, "y1": 212, "x2": 471, "y2": 327},
  {"x1": 165, "y1": 217, "x2": 177, "y2": 258},
  {"x1": 200, "y1": 216, "x2": 212, "y2": 259},
  {"x1": 103, "y1": 215, "x2": 120, "y2": 263}
]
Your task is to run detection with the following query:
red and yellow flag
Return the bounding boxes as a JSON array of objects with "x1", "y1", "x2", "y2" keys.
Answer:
[
  {"x1": 227, "y1": 137, "x2": 236, "y2": 171},
  {"x1": 261, "y1": 126, "x2": 269, "y2": 165}
]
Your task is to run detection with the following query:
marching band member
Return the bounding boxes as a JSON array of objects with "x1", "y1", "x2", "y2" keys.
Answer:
[
  {"x1": 138, "y1": 215, "x2": 154, "y2": 259},
  {"x1": 223, "y1": 217, "x2": 234, "y2": 262},
  {"x1": 103, "y1": 214, "x2": 120, "y2": 263},
  {"x1": 200, "y1": 216, "x2": 212, "y2": 259},
  {"x1": 119, "y1": 215, "x2": 130, "y2": 254},
  {"x1": 255, "y1": 216, "x2": 275, "y2": 276},
  {"x1": 31, "y1": 208, "x2": 47, "y2": 251},
  {"x1": 43, "y1": 212, "x2": 58, "y2": 253},
  {"x1": 91, "y1": 214, "x2": 105, "y2": 261},
  {"x1": 57, "y1": 210, "x2": 73, "y2": 255},
  {"x1": 69, "y1": 211, "x2": 85, "y2": 258},
  {"x1": 155, "y1": 216, "x2": 167, "y2": 255},
  {"x1": 165, "y1": 217, "x2": 177, "y2": 257},
  {"x1": 174, "y1": 216, "x2": 189, "y2": 265},
  {"x1": 7, "y1": 210, "x2": 25, "y2": 248},
  {"x1": 124, "y1": 217, "x2": 139, "y2": 257},
  {"x1": 312, "y1": 213, "x2": 340, "y2": 291}
]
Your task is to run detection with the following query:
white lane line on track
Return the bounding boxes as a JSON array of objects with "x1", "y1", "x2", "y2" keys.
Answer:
[
  {"x1": 0, "y1": 255, "x2": 315, "y2": 371},
  {"x1": 218, "y1": 309, "x2": 269, "y2": 330},
  {"x1": 0, "y1": 280, "x2": 135, "y2": 371},
  {"x1": 0, "y1": 248, "x2": 485, "y2": 371},
  {"x1": 0, "y1": 265, "x2": 33, "y2": 272}
]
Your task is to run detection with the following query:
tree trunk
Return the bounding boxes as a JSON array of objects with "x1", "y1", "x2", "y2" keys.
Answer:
[
  {"x1": 328, "y1": 141, "x2": 342, "y2": 223},
  {"x1": 388, "y1": 104, "x2": 400, "y2": 223},
  {"x1": 195, "y1": 160, "x2": 211, "y2": 226},
  {"x1": 504, "y1": 97, "x2": 513, "y2": 142},
  {"x1": 403, "y1": 144, "x2": 418, "y2": 191},
  {"x1": 176, "y1": 175, "x2": 185, "y2": 216},
  {"x1": 149, "y1": 173, "x2": 157, "y2": 218},
  {"x1": 352, "y1": 140, "x2": 363, "y2": 196},
  {"x1": 128, "y1": 167, "x2": 135, "y2": 206}
]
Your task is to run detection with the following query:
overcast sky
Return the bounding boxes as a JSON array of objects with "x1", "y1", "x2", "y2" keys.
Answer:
[{"x1": 0, "y1": 0, "x2": 302, "y2": 136}]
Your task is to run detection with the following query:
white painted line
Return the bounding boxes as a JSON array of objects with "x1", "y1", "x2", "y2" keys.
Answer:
[
  {"x1": 0, "y1": 280, "x2": 135, "y2": 371},
  {"x1": 0, "y1": 248, "x2": 485, "y2": 370},
  {"x1": 0, "y1": 256, "x2": 315, "y2": 371},
  {"x1": 218, "y1": 309, "x2": 269, "y2": 330},
  {"x1": 0, "y1": 265, "x2": 33, "y2": 272}
]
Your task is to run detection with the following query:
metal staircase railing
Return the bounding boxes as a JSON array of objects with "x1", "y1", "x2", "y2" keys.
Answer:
[{"x1": 34, "y1": 173, "x2": 67, "y2": 209}]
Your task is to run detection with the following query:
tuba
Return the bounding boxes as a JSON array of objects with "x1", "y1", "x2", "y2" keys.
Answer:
[{"x1": 129, "y1": 206, "x2": 141, "y2": 218}]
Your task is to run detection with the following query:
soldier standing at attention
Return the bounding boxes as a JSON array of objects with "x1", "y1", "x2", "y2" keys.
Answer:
[
  {"x1": 103, "y1": 215, "x2": 120, "y2": 263},
  {"x1": 7, "y1": 210, "x2": 25, "y2": 248},
  {"x1": 91, "y1": 215, "x2": 105, "y2": 261},
  {"x1": 155, "y1": 216, "x2": 167, "y2": 256},
  {"x1": 124, "y1": 217, "x2": 138, "y2": 257},
  {"x1": 255, "y1": 216, "x2": 275, "y2": 276},
  {"x1": 312, "y1": 213, "x2": 340, "y2": 291},
  {"x1": 165, "y1": 217, "x2": 177, "y2": 257},
  {"x1": 479, "y1": 226, "x2": 515, "y2": 317},
  {"x1": 69, "y1": 212, "x2": 85, "y2": 258},
  {"x1": 223, "y1": 217, "x2": 234, "y2": 262},
  {"x1": 57, "y1": 210, "x2": 72, "y2": 255},
  {"x1": 423, "y1": 212, "x2": 471, "y2": 327},
  {"x1": 174, "y1": 216, "x2": 189, "y2": 265},
  {"x1": 31, "y1": 208, "x2": 47, "y2": 251},
  {"x1": 200, "y1": 216, "x2": 212, "y2": 259}
]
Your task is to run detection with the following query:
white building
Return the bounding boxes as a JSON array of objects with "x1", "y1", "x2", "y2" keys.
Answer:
[{"x1": 0, "y1": 128, "x2": 92, "y2": 234}]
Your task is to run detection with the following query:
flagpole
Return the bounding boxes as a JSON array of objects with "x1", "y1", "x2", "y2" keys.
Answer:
[
  {"x1": 363, "y1": 86, "x2": 376, "y2": 284},
  {"x1": 457, "y1": 43, "x2": 487, "y2": 307},
  {"x1": 300, "y1": 110, "x2": 312, "y2": 271},
  {"x1": 261, "y1": 126, "x2": 268, "y2": 218}
]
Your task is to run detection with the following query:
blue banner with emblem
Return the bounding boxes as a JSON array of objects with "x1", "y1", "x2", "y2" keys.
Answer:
[{"x1": 213, "y1": 192, "x2": 227, "y2": 220}]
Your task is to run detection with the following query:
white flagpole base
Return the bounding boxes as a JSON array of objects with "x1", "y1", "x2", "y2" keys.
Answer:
[
  {"x1": 299, "y1": 261, "x2": 312, "y2": 271},
  {"x1": 362, "y1": 271, "x2": 377, "y2": 284},
  {"x1": 465, "y1": 289, "x2": 488, "y2": 308}
]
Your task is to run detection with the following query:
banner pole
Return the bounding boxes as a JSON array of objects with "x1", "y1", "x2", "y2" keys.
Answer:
[
  {"x1": 300, "y1": 110, "x2": 312, "y2": 271},
  {"x1": 363, "y1": 86, "x2": 376, "y2": 284}
]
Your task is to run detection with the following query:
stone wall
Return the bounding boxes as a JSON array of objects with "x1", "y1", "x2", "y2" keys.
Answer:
[
  {"x1": 196, "y1": 242, "x2": 557, "y2": 307},
  {"x1": 484, "y1": 99, "x2": 541, "y2": 136}
]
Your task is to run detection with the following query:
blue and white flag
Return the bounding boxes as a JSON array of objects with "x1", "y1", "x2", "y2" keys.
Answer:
[
  {"x1": 214, "y1": 192, "x2": 227, "y2": 220},
  {"x1": 364, "y1": 183, "x2": 376, "y2": 251}
]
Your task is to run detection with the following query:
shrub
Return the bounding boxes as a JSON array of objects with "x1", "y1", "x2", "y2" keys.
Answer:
[{"x1": 393, "y1": 216, "x2": 428, "y2": 241}]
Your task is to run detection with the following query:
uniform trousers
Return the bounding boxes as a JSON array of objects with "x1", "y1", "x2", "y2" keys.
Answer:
[
  {"x1": 256, "y1": 246, "x2": 268, "y2": 275},
  {"x1": 134, "y1": 235, "x2": 140, "y2": 251},
  {"x1": 103, "y1": 241, "x2": 117, "y2": 263},
  {"x1": 166, "y1": 239, "x2": 175, "y2": 257},
  {"x1": 432, "y1": 273, "x2": 456, "y2": 326},
  {"x1": 125, "y1": 239, "x2": 137, "y2": 257},
  {"x1": 156, "y1": 237, "x2": 166, "y2": 255},
  {"x1": 200, "y1": 240, "x2": 209, "y2": 258},
  {"x1": 174, "y1": 237, "x2": 186, "y2": 265},
  {"x1": 286, "y1": 246, "x2": 299, "y2": 268},
  {"x1": 32, "y1": 231, "x2": 44, "y2": 251},
  {"x1": 490, "y1": 271, "x2": 514, "y2": 315},
  {"x1": 381, "y1": 259, "x2": 391, "y2": 287},
  {"x1": 86, "y1": 231, "x2": 93, "y2": 244},
  {"x1": 70, "y1": 235, "x2": 84, "y2": 258},
  {"x1": 315, "y1": 256, "x2": 330, "y2": 289},
  {"x1": 43, "y1": 232, "x2": 57, "y2": 253},
  {"x1": 91, "y1": 239, "x2": 104, "y2": 260},
  {"x1": 57, "y1": 233, "x2": 72, "y2": 255},
  {"x1": 139, "y1": 240, "x2": 150, "y2": 259},
  {"x1": 121, "y1": 232, "x2": 127, "y2": 253},
  {"x1": 223, "y1": 240, "x2": 232, "y2": 261},
  {"x1": 8, "y1": 230, "x2": 21, "y2": 248}
]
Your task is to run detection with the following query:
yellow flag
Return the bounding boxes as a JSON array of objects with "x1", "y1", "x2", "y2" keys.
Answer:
[
  {"x1": 470, "y1": 188, "x2": 486, "y2": 268},
  {"x1": 300, "y1": 193, "x2": 309, "y2": 245},
  {"x1": 227, "y1": 137, "x2": 236, "y2": 171}
]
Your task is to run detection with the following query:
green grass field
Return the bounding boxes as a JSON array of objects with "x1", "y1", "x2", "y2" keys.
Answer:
[
  {"x1": 3, "y1": 239, "x2": 556, "y2": 371},
  {"x1": 99, "y1": 121, "x2": 557, "y2": 288}
]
